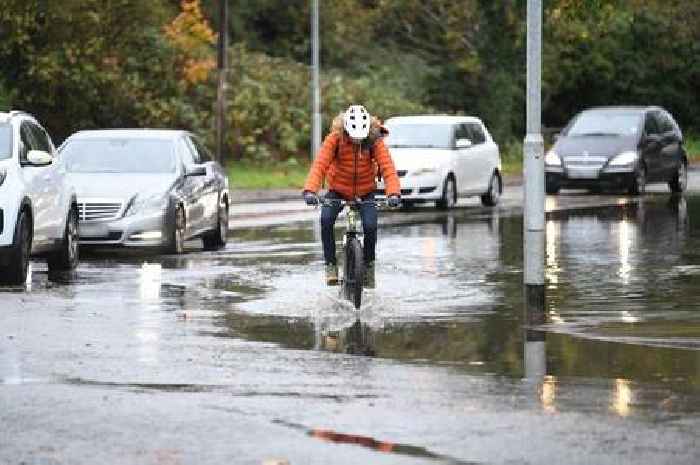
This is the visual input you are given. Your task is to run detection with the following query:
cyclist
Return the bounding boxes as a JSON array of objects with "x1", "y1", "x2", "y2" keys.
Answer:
[{"x1": 303, "y1": 104, "x2": 401, "y2": 288}]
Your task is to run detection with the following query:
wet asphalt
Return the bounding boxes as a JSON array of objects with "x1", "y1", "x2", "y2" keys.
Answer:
[{"x1": 2, "y1": 179, "x2": 700, "y2": 465}]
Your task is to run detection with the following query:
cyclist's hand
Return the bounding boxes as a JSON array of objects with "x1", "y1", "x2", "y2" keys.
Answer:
[
  {"x1": 387, "y1": 195, "x2": 401, "y2": 208},
  {"x1": 303, "y1": 191, "x2": 319, "y2": 206}
]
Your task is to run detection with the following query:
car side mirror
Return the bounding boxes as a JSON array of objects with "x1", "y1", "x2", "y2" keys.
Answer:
[
  {"x1": 185, "y1": 165, "x2": 207, "y2": 177},
  {"x1": 455, "y1": 138, "x2": 473, "y2": 149},
  {"x1": 645, "y1": 133, "x2": 661, "y2": 145},
  {"x1": 26, "y1": 150, "x2": 53, "y2": 166}
]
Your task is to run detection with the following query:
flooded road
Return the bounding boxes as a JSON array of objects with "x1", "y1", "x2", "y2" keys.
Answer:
[{"x1": 2, "y1": 192, "x2": 700, "y2": 464}]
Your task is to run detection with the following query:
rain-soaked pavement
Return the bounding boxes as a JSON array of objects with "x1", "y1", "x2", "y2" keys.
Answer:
[{"x1": 2, "y1": 190, "x2": 700, "y2": 464}]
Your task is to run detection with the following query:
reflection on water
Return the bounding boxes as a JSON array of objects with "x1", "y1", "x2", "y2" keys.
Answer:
[{"x1": 212, "y1": 195, "x2": 700, "y2": 416}]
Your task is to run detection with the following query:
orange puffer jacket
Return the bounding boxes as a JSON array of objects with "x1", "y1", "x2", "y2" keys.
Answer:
[{"x1": 303, "y1": 132, "x2": 400, "y2": 200}]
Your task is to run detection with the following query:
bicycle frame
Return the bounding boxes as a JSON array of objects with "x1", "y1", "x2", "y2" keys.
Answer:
[{"x1": 317, "y1": 198, "x2": 384, "y2": 309}]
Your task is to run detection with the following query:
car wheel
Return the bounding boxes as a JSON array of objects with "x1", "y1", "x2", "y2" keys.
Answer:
[
  {"x1": 629, "y1": 164, "x2": 647, "y2": 195},
  {"x1": 545, "y1": 181, "x2": 560, "y2": 195},
  {"x1": 0, "y1": 210, "x2": 32, "y2": 285},
  {"x1": 669, "y1": 160, "x2": 687, "y2": 194},
  {"x1": 203, "y1": 197, "x2": 228, "y2": 251},
  {"x1": 48, "y1": 206, "x2": 79, "y2": 272},
  {"x1": 164, "y1": 205, "x2": 186, "y2": 254},
  {"x1": 436, "y1": 176, "x2": 456, "y2": 210},
  {"x1": 480, "y1": 171, "x2": 501, "y2": 207}
]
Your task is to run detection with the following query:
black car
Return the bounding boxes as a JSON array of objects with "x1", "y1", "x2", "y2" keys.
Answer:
[{"x1": 545, "y1": 106, "x2": 688, "y2": 195}]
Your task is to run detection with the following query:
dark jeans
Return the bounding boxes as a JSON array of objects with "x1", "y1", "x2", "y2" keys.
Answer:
[{"x1": 321, "y1": 191, "x2": 377, "y2": 266}]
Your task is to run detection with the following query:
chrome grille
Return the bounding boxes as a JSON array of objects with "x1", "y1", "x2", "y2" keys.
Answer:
[{"x1": 78, "y1": 200, "x2": 123, "y2": 222}]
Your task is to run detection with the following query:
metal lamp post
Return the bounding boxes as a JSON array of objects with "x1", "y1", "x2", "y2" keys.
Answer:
[
  {"x1": 524, "y1": 0, "x2": 546, "y2": 320},
  {"x1": 311, "y1": 0, "x2": 321, "y2": 160}
]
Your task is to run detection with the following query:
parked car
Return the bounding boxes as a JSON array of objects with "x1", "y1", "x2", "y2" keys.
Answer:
[
  {"x1": 58, "y1": 129, "x2": 230, "y2": 253},
  {"x1": 545, "y1": 106, "x2": 688, "y2": 195},
  {"x1": 0, "y1": 111, "x2": 79, "y2": 284},
  {"x1": 377, "y1": 115, "x2": 502, "y2": 209}
]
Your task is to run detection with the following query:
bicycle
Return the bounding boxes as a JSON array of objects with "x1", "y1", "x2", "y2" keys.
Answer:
[{"x1": 315, "y1": 197, "x2": 390, "y2": 309}]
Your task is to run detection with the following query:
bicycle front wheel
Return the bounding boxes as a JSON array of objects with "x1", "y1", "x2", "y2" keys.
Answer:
[{"x1": 343, "y1": 236, "x2": 364, "y2": 309}]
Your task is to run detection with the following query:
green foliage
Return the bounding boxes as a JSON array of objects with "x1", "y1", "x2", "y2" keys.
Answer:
[
  {"x1": 2, "y1": 0, "x2": 700, "y2": 165},
  {"x1": 225, "y1": 43, "x2": 432, "y2": 163}
]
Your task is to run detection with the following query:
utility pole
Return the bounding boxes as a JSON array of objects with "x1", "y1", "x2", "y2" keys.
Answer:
[
  {"x1": 524, "y1": 0, "x2": 545, "y2": 322},
  {"x1": 311, "y1": 0, "x2": 321, "y2": 160},
  {"x1": 216, "y1": 0, "x2": 228, "y2": 164}
]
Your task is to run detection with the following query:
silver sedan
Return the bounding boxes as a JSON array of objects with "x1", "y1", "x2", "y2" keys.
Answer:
[{"x1": 59, "y1": 129, "x2": 230, "y2": 253}]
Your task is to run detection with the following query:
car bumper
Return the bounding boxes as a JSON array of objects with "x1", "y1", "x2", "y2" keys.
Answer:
[
  {"x1": 79, "y1": 211, "x2": 167, "y2": 247},
  {"x1": 375, "y1": 174, "x2": 443, "y2": 201},
  {"x1": 546, "y1": 166, "x2": 635, "y2": 189}
]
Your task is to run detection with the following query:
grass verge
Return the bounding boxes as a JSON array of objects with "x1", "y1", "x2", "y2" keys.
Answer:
[
  {"x1": 226, "y1": 135, "x2": 700, "y2": 190},
  {"x1": 227, "y1": 160, "x2": 309, "y2": 190}
]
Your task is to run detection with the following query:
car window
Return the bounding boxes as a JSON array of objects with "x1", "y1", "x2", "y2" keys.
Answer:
[
  {"x1": 19, "y1": 122, "x2": 37, "y2": 162},
  {"x1": 467, "y1": 123, "x2": 486, "y2": 144},
  {"x1": 384, "y1": 123, "x2": 453, "y2": 149},
  {"x1": 61, "y1": 138, "x2": 176, "y2": 173},
  {"x1": 177, "y1": 137, "x2": 196, "y2": 166},
  {"x1": 0, "y1": 124, "x2": 11, "y2": 160},
  {"x1": 454, "y1": 124, "x2": 471, "y2": 145},
  {"x1": 189, "y1": 136, "x2": 213, "y2": 163},
  {"x1": 29, "y1": 123, "x2": 52, "y2": 154},
  {"x1": 657, "y1": 112, "x2": 674, "y2": 134},
  {"x1": 644, "y1": 113, "x2": 660, "y2": 136}
]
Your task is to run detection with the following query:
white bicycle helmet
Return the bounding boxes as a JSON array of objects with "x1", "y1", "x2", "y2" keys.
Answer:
[{"x1": 343, "y1": 105, "x2": 371, "y2": 140}]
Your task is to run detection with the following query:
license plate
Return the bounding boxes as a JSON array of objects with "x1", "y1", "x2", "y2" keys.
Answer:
[
  {"x1": 567, "y1": 169, "x2": 599, "y2": 179},
  {"x1": 79, "y1": 223, "x2": 109, "y2": 237}
]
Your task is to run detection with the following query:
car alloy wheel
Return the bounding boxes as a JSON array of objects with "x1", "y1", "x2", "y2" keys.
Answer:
[
  {"x1": 174, "y1": 206, "x2": 185, "y2": 254},
  {"x1": 670, "y1": 161, "x2": 687, "y2": 193},
  {"x1": 481, "y1": 172, "x2": 500, "y2": 206},
  {"x1": 218, "y1": 202, "x2": 228, "y2": 244},
  {"x1": 437, "y1": 176, "x2": 456, "y2": 210},
  {"x1": 630, "y1": 165, "x2": 646, "y2": 195}
]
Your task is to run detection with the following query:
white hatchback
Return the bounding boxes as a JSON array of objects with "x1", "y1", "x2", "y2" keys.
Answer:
[
  {"x1": 0, "y1": 111, "x2": 79, "y2": 284},
  {"x1": 378, "y1": 115, "x2": 502, "y2": 209}
]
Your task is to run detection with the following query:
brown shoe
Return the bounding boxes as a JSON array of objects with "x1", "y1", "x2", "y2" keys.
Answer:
[
  {"x1": 363, "y1": 262, "x2": 375, "y2": 289},
  {"x1": 325, "y1": 264, "x2": 339, "y2": 286}
]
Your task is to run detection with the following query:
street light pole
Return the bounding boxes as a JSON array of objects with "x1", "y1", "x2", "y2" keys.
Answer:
[
  {"x1": 311, "y1": 0, "x2": 321, "y2": 160},
  {"x1": 216, "y1": 0, "x2": 228, "y2": 164},
  {"x1": 524, "y1": 0, "x2": 545, "y2": 321}
]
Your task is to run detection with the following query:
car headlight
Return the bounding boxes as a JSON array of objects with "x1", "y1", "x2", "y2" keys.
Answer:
[
  {"x1": 124, "y1": 193, "x2": 169, "y2": 217},
  {"x1": 608, "y1": 150, "x2": 638, "y2": 167},
  {"x1": 545, "y1": 150, "x2": 561, "y2": 166},
  {"x1": 0, "y1": 168, "x2": 6, "y2": 187},
  {"x1": 412, "y1": 167, "x2": 438, "y2": 176}
]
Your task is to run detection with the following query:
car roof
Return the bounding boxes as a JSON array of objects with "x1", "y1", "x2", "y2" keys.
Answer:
[
  {"x1": 66, "y1": 129, "x2": 189, "y2": 140},
  {"x1": 581, "y1": 106, "x2": 664, "y2": 114},
  {"x1": 385, "y1": 115, "x2": 483, "y2": 125}
]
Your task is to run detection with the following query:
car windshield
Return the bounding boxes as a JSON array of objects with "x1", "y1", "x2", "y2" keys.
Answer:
[
  {"x1": 566, "y1": 111, "x2": 641, "y2": 137},
  {"x1": 61, "y1": 138, "x2": 176, "y2": 173},
  {"x1": 384, "y1": 123, "x2": 453, "y2": 149},
  {"x1": 0, "y1": 124, "x2": 11, "y2": 160}
]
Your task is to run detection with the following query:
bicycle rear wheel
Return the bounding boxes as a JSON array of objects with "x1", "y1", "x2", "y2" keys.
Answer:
[{"x1": 343, "y1": 236, "x2": 364, "y2": 309}]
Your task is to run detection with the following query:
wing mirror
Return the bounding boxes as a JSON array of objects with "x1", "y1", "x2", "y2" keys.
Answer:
[
  {"x1": 645, "y1": 133, "x2": 662, "y2": 145},
  {"x1": 26, "y1": 150, "x2": 53, "y2": 166},
  {"x1": 455, "y1": 138, "x2": 473, "y2": 149},
  {"x1": 185, "y1": 164, "x2": 207, "y2": 177}
]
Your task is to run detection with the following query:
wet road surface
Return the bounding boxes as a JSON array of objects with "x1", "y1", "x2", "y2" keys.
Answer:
[{"x1": 2, "y1": 190, "x2": 700, "y2": 464}]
